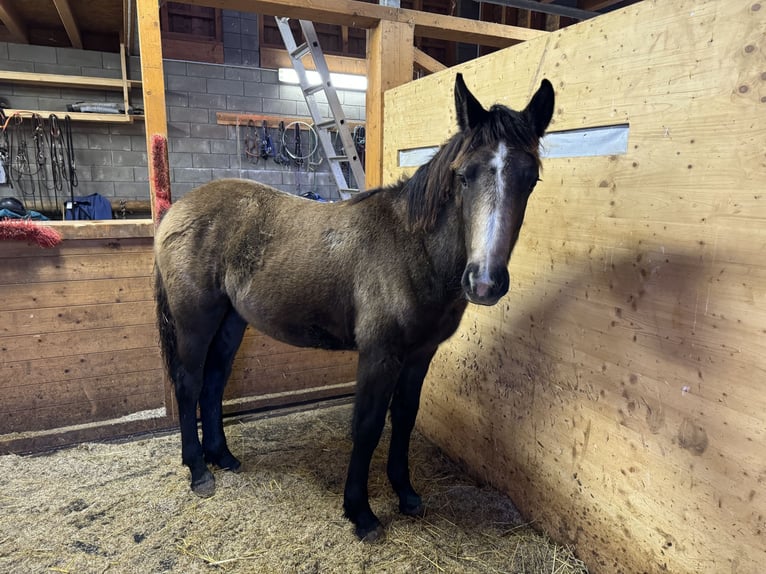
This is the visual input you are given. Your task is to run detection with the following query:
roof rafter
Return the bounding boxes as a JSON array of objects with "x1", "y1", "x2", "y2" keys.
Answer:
[
  {"x1": 0, "y1": 0, "x2": 29, "y2": 44},
  {"x1": 52, "y1": 0, "x2": 83, "y2": 48},
  {"x1": 182, "y1": 0, "x2": 546, "y2": 47}
]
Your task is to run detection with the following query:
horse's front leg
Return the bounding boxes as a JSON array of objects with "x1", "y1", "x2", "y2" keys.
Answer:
[
  {"x1": 343, "y1": 348, "x2": 402, "y2": 542},
  {"x1": 387, "y1": 346, "x2": 437, "y2": 517}
]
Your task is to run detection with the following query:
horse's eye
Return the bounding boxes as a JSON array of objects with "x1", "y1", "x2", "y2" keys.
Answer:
[{"x1": 456, "y1": 172, "x2": 468, "y2": 188}]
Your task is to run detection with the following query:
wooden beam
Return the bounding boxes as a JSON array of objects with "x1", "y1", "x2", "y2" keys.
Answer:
[
  {"x1": 365, "y1": 20, "x2": 414, "y2": 189},
  {"x1": 136, "y1": 0, "x2": 168, "y2": 222},
  {"x1": 216, "y1": 111, "x2": 363, "y2": 130},
  {"x1": 0, "y1": 0, "x2": 29, "y2": 44},
  {"x1": 52, "y1": 0, "x2": 83, "y2": 49},
  {"x1": 183, "y1": 0, "x2": 545, "y2": 47},
  {"x1": 579, "y1": 0, "x2": 625, "y2": 10},
  {"x1": 413, "y1": 47, "x2": 447, "y2": 74}
]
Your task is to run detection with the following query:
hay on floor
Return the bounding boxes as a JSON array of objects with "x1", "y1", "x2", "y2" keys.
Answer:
[{"x1": 0, "y1": 402, "x2": 588, "y2": 573}]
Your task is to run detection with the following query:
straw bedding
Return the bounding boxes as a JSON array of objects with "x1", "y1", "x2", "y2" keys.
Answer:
[{"x1": 0, "y1": 402, "x2": 588, "y2": 573}]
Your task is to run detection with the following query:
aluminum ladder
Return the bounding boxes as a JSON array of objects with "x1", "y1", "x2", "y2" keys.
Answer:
[{"x1": 275, "y1": 17, "x2": 366, "y2": 199}]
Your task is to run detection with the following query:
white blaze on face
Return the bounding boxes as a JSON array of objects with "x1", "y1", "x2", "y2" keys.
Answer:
[{"x1": 468, "y1": 142, "x2": 510, "y2": 296}]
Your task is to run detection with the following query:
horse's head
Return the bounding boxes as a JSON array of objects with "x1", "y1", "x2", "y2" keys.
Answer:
[{"x1": 452, "y1": 73, "x2": 554, "y2": 306}]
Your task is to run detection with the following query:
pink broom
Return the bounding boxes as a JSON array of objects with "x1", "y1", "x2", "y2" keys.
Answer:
[
  {"x1": 151, "y1": 134, "x2": 172, "y2": 224},
  {"x1": 0, "y1": 218, "x2": 61, "y2": 248}
]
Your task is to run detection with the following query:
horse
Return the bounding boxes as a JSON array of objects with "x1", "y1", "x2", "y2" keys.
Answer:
[{"x1": 153, "y1": 73, "x2": 554, "y2": 541}]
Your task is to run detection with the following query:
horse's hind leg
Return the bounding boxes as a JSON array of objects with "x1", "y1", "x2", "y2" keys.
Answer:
[
  {"x1": 387, "y1": 346, "x2": 437, "y2": 517},
  {"x1": 172, "y1": 305, "x2": 230, "y2": 497},
  {"x1": 200, "y1": 307, "x2": 247, "y2": 472}
]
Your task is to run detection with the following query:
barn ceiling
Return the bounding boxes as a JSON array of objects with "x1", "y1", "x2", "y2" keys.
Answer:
[{"x1": 0, "y1": 0, "x2": 638, "y2": 54}]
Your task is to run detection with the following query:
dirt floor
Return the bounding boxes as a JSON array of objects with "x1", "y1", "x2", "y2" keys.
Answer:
[{"x1": 0, "y1": 402, "x2": 588, "y2": 573}]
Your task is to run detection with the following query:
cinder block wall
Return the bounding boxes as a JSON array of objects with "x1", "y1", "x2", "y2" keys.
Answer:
[{"x1": 0, "y1": 12, "x2": 366, "y2": 211}]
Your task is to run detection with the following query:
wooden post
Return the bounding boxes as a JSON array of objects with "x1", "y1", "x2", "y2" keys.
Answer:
[
  {"x1": 365, "y1": 20, "x2": 414, "y2": 189},
  {"x1": 136, "y1": 0, "x2": 168, "y2": 223}
]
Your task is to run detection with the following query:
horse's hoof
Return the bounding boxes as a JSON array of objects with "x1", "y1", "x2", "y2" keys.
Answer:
[
  {"x1": 191, "y1": 474, "x2": 216, "y2": 498},
  {"x1": 400, "y1": 494, "x2": 424, "y2": 517},
  {"x1": 357, "y1": 523, "x2": 386, "y2": 543}
]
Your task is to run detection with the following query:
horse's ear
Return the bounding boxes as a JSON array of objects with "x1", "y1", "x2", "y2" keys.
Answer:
[
  {"x1": 454, "y1": 73, "x2": 486, "y2": 131},
  {"x1": 523, "y1": 79, "x2": 555, "y2": 138}
]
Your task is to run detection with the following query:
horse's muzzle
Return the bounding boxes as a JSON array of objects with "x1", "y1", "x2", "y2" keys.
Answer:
[{"x1": 461, "y1": 263, "x2": 509, "y2": 306}]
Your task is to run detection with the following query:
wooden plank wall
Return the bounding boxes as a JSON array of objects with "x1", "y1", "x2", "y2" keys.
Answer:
[
  {"x1": 0, "y1": 222, "x2": 357, "y2": 453},
  {"x1": 383, "y1": 1, "x2": 766, "y2": 573}
]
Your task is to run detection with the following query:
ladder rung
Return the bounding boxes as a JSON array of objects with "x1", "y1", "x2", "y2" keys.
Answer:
[
  {"x1": 290, "y1": 43, "x2": 311, "y2": 59},
  {"x1": 339, "y1": 188, "x2": 360, "y2": 194},
  {"x1": 328, "y1": 155, "x2": 349, "y2": 162},
  {"x1": 316, "y1": 119, "x2": 336, "y2": 130},
  {"x1": 303, "y1": 84, "x2": 325, "y2": 96}
]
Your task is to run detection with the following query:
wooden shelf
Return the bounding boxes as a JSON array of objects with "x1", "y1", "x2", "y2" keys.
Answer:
[
  {"x1": 0, "y1": 43, "x2": 140, "y2": 125},
  {"x1": 0, "y1": 70, "x2": 141, "y2": 91},
  {"x1": 4, "y1": 109, "x2": 143, "y2": 123}
]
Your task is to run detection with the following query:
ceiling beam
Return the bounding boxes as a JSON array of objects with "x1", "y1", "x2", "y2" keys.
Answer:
[
  {"x1": 579, "y1": 0, "x2": 626, "y2": 10},
  {"x1": 475, "y1": 0, "x2": 598, "y2": 21},
  {"x1": 0, "y1": 0, "x2": 29, "y2": 44},
  {"x1": 52, "y1": 0, "x2": 83, "y2": 49},
  {"x1": 182, "y1": 0, "x2": 546, "y2": 47}
]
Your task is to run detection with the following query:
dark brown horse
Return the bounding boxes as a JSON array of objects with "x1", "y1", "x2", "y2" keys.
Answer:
[{"x1": 154, "y1": 73, "x2": 554, "y2": 541}]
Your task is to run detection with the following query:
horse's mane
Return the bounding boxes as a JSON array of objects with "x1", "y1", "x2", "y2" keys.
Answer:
[{"x1": 347, "y1": 104, "x2": 542, "y2": 233}]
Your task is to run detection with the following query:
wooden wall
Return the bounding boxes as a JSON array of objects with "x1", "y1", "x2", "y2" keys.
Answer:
[
  {"x1": 0, "y1": 221, "x2": 356, "y2": 453},
  {"x1": 383, "y1": 1, "x2": 766, "y2": 573}
]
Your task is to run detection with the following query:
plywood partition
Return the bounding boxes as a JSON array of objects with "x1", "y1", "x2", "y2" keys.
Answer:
[
  {"x1": 0, "y1": 223, "x2": 356, "y2": 453},
  {"x1": 383, "y1": 2, "x2": 766, "y2": 573}
]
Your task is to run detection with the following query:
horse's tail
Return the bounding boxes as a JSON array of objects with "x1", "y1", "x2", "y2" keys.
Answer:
[{"x1": 154, "y1": 263, "x2": 179, "y2": 384}]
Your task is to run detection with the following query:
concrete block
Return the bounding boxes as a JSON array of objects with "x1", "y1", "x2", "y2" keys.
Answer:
[
  {"x1": 8, "y1": 43, "x2": 57, "y2": 64},
  {"x1": 0, "y1": 60, "x2": 34, "y2": 72},
  {"x1": 190, "y1": 123, "x2": 228, "y2": 140},
  {"x1": 165, "y1": 91, "x2": 189, "y2": 107},
  {"x1": 34, "y1": 63, "x2": 81, "y2": 76},
  {"x1": 241, "y1": 50, "x2": 259, "y2": 67},
  {"x1": 225, "y1": 95, "x2": 261, "y2": 113},
  {"x1": 169, "y1": 153, "x2": 193, "y2": 168},
  {"x1": 92, "y1": 166, "x2": 134, "y2": 181},
  {"x1": 224, "y1": 49, "x2": 243, "y2": 66},
  {"x1": 260, "y1": 69, "x2": 279, "y2": 84},
  {"x1": 223, "y1": 15, "x2": 241, "y2": 34},
  {"x1": 206, "y1": 78, "x2": 244, "y2": 96},
  {"x1": 172, "y1": 167, "x2": 212, "y2": 183},
  {"x1": 172, "y1": 138, "x2": 210, "y2": 154},
  {"x1": 243, "y1": 81, "x2": 279, "y2": 99},
  {"x1": 56, "y1": 47, "x2": 102, "y2": 69},
  {"x1": 263, "y1": 98, "x2": 297, "y2": 116},
  {"x1": 225, "y1": 67, "x2": 260, "y2": 82},
  {"x1": 188, "y1": 92, "x2": 227, "y2": 109},
  {"x1": 113, "y1": 182, "x2": 149, "y2": 198},
  {"x1": 80, "y1": 67, "x2": 121, "y2": 79},
  {"x1": 102, "y1": 53, "x2": 121, "y2": 71},
  {"x1": 76, "y1": 149, "x2": 112, "y2": 166},
  {"x1": 168, "y1": 106, "x2": 210, "y2": 123},
  {"x1": 111, "y1": 150, "x2": 147, "y2": 167},
  {"x1": 0, "y1": 43, "x2": 7, "y2": 60},
  {"x1": 224, "y1": 33, "x2": 241, "y2": 49},
  {"x1": 74, "y1": 181, "x2": 115, "y2": 196},
  {"x1": 162, "y1": 60, "x2": 187, "y2": 76},
  {"x1": 88, "y1": 134, "x2": 132, "y2": 151},
  {"x1": 210, "y1": 140, "x2": 238, "y2": 155},
  {"x1": 133, "y1": 167, "x2": 148, "y2": 182},
  {"x1": 131, "y1": 136, "x2": 147, "y2": 151},
  {"x1": 167, "y1": 122, "x2": 192, "y2": 138},
  {"x1": 187, "y1": 62, "x2": 225, "y2": 79},
  {"x1": 193, "y1": 153, "x2": 230, "y2": 169},
  {"x1": 167, "y1": 74, "x2": 206, "y2": 93}
]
